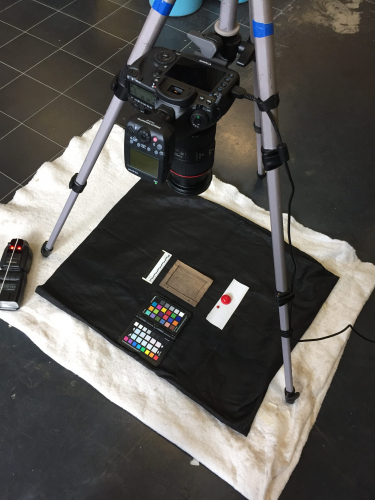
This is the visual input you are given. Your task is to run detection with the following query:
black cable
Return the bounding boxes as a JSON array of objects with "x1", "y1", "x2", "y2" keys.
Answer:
[
  {"x1": 293, "y1": 324, "x2": 375, "y2": 343},
  {"x1": 241, "y1": 91, "x2": 375, "y2": 345},
  {"x1": 244, "y1": 93, "x2": 297, "y2": 316}
]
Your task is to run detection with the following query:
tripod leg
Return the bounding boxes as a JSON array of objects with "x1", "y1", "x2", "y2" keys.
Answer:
[
  {"x1": 248, "y1": 11, "x2": 265, "y2": 179},
  {"x1": 215, "y1": 0, "x2": 240, "y2": 36},
  {"x1": 42, "y1": 0, "x2": 177, "y2": 256},
  {"x1": 42, "y1": 96, "x2": 124, "y2": 255},
  {"x1": 250, "y1": 0, "x2": 299, "y2": 402}
]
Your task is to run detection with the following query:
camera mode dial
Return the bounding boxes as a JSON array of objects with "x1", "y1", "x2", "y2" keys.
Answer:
[
  {"x1": 137, "y1": 127, "x2": 151, "y2": 144},
  {"x1": 190, "y1": 110, "x2": 209, "y2": 129},
  {"x1": 154, "y1": 50, "x2": 176, "y2": 65}
]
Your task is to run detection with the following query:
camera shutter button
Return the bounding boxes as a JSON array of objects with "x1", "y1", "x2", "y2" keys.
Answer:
[{"x1": 137, "y1": 127, "x2": 151, "y2": 144}]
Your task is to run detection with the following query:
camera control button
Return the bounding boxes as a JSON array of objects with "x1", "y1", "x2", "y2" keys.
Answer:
[
  {"x1": 230, "y1": 73, "x2": 234, "y2": 77},
  {"x1": 137, "y1": 127, "x2": 151, "y2": 144},
  {"x1": 222, "y1": 82, "x2": 227, "y2": 87},
  {"x1": 137, "y1": 143, "x2": 141, "y2": 147},
  {"x1": 225, "y1": 78, "x2": 230, "y2": 82},
  {"x1": 157, "y1": 144, "x2": 162, "y2": 150},
  {"x1": 154, "y1": 150, "x2": 159, "y2": 155},
  {"x1": 206, "y1": 99, "x2": 212, "y2": 105},
  {"x1": 199, "y1": 96, "x2": 205, "y2": 101},
  {"x1": 190, "y1": 109, "x2": 209, "y2": 129},
  {"x1": 217, "y1": 87, "x2": 222, "y2": 92},
  {"x1": 147, "y1": 147, "x2": 151, "y2": 151},
  {"x1": 154, "y1": 50, "x2": 176, "y2": 65}
]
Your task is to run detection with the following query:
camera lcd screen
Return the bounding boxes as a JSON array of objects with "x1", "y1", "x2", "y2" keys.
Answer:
[
  {"x1": 165, "y1": 57, "x2": 226, "y2": 92},
  {"x1": 130, "y1": 149, "x2": 159, "y2": 178},
  {"x1": 129, "y1": 83, "x2": 155, "y2": 106}
]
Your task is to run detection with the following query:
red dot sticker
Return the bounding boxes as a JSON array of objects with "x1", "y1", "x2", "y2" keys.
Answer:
[{"x1": 221, "y1": 295, "x2": 231, "y2": 305}]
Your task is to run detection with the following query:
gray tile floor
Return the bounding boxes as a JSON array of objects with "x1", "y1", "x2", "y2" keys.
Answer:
[{"x1": 1, "y1": 0, "x2": 375, "y2": 499}]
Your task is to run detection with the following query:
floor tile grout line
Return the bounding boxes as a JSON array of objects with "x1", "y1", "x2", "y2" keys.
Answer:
[
  {"x1": 0, "y1": 10, "x2": 59, "y2": 50},
  {"x1": 0, "y1": 184, "x2": 22, "y2": 203},
  {"x1": 0, "y1": 0, "x2": 22, "y2": 14},
  {"x1": 0, "y1": 36, "x2": 136, "y2": 135},
  {"x1": 31, "y1": 6, "x2": 137, "y2": 44},
  {"x1": 0, "y1": 122, "x2": 22, "y2": 142},
  {"x1": 0, "y1": 171, "x2": 23, "y2": 187},
  {"x1": 0, "y1": 3, "x2": 131, "y2": 93},
  {"x1": 0, "y1": 7, "x2": 133, "y2": 49},
  {"x1": 0, "y1": 2, "x2": 141, "y2": 88},
  {"x1": 0, "y1": 107, "x2": 66, "y2": 147},
  {"x1": 202, "y1": 17, "x2": 220, "y2": 34},
  {"x1": 32, "y1": 0, "x2": 77, "y2": 13},
  {"x1": 120, "y1": 3, "x2": 200, "y2": 37},
  {"x1": 15, "y1": 109, "x2": 110, "y2": 188},
  {"x1": 180, "y1": 40, "x2": 192, "y2": 53},
  {"x1": 274, "y1": 0, "x2": 299, "y2": 19}
]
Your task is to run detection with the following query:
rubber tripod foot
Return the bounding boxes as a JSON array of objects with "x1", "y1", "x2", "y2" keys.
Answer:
[
  {"x1": 41, "y1": 241, "x2": 53, "y2": 258},
  {"x1": 285, "y1": 387, "x2": 300, "y2": 404},
  {"x1": 257, "y1": 172, "x2": 267, "y2": 179}
]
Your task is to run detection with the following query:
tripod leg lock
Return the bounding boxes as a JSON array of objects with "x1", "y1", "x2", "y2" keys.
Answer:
[
  {"x1": 276, "y1": 289, "x2": 295, "y2": 307},
  {"x1": 262, "y1": 143, "x2": 290, "y2": 171},
  {"x1": 69, "y1": 173, "x2": 87, "y2": 194},
  {"x1": 280, "y1": 329, "x2": 293, "y2": 339},
  {"x1": 256, "y1": 93, "x2": 280, "y2": 112},
  {"x1": 285, "y1": 387, "x2": 300, "y2": 404}
]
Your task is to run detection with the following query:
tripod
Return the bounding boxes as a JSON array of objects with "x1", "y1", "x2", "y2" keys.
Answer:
[{"x1": 41, "y1": 0, "x2": 300, "y2": 404}]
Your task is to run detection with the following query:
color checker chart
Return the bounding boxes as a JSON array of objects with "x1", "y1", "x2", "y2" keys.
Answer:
[
  {"x1": 138, "y1": 294, "x2": 190, "y2": 339},
  {"x1": 118, "y1": 294, "x2": 190, "y2": 366},
  {"x1": 118, "y1": 319, "x2": 172, "y2": 367}
]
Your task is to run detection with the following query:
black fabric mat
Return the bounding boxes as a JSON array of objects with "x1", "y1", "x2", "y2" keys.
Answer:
[{"x1": 36, "y1": 181, "x2": 338, "y2": 435}]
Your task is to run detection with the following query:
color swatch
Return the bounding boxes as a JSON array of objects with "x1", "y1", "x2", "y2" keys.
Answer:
[
  {"x1": 118, "y1": 319, "x2": 172, "y2": 367},
  {"x1": 139, "y1": 294, "x2": 190, "y2": 338}
]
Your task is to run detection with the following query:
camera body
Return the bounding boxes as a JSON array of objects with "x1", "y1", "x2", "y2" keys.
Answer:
[{"x1": 124, "y1": 47, "x2": 240, "y2": 195}]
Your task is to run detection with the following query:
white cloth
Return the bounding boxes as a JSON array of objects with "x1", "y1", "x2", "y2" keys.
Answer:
[{"x1": 1, "y1": 121, "x2": 374, "y2": 500}]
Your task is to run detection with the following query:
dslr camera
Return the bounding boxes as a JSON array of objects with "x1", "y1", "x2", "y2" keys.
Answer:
[{"x1": 122, "y1": 48, "x2": 240, "y2": 195}]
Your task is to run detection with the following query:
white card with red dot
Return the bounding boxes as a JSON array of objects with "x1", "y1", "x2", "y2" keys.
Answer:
[{"x1": 206, "y1": 279, "x2": 249, "y2": 330}]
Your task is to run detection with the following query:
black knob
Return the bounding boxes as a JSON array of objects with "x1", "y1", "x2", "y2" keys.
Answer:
[
  {"x1": 154, "y1": 50, "x2": 176, "y2": 65},
  {"x1": 190, "y1": 110, "x2": 209, "y2": 129},
  {"x1": 137, "y1": 127, "x2": 151, "y2": 143}
]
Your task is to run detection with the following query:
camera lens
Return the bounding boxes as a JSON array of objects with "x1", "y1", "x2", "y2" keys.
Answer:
[{"x1": 167, "y1": 125, "x2": 216, "y2": 196}]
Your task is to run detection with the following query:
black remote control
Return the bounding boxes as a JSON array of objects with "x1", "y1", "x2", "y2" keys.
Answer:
[{"x1": 0, "y1": 239, "x2": 33, "y2": 311}]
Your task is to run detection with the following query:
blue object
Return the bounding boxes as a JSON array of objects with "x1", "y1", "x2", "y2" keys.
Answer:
[
  {"x1": 151, "y1": 0, "x2": 174, "y2": 16},
  {"x1": 150, "y1": 0, "x2": 203, "y2": 17},
  {"x1": 252, "y1": 20, "x2": 274, "y2": 38}
]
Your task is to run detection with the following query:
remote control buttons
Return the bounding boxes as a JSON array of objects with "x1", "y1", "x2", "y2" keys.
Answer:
[
  {"x1": 137, "y1": 127, "x2": 151, "y2": 144},
  {"x1": 221, "y1": 294, "x2": 231, "y2": 305}
]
